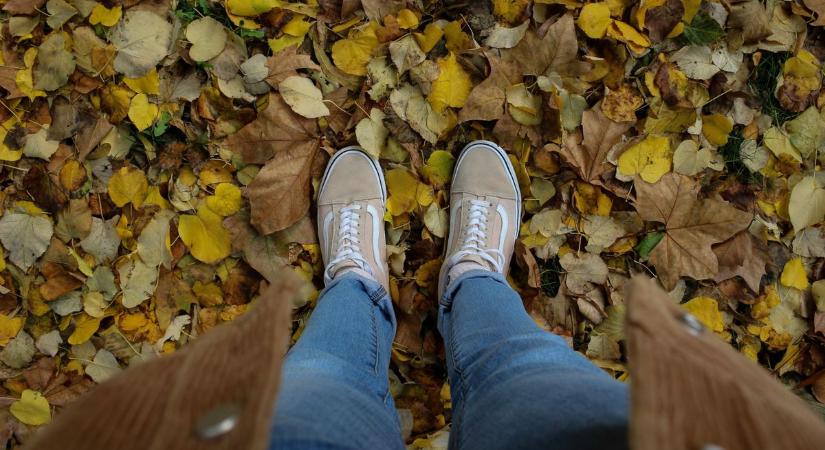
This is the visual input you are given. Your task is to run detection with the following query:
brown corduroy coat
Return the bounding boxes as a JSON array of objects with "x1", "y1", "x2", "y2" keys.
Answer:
[{"x1": 26, "y1": 274, "x2": 825, "y2": 450}]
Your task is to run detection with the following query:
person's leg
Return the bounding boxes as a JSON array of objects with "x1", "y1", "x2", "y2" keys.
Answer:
[
  {"x1": 270, "y1": 273, "x2": 403, "y2": 450},
  {"x1": 437, "y1": 141, "x2": 628, "y2": 450},
  {"x1": 439, "y1": 271, "x2": 629, "y2": 450},
  {"x1": 270, "y1": 148, "x2": 402, "y2": 450}
]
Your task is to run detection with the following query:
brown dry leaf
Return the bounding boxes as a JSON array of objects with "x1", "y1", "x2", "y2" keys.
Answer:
[
  {"x1": 459, "y1": 56, "x2": 520, "y2": 122},
  {"x1": 644, "y1": 0, "x2": 684, "y2": 42},
  {"x1": 504, "y1": 13, "x2": 584, "y2": 77},
  {"x1": 556, "y1": 104, "x2": 631, "y2": 185},
  {"x1": 233, "y1": 95, "x2": 321, "y2": 234},
  {"x1": 265, "y1": 47, "x2": 321, "y2": 87},
  {"x1": 227, "y1": 93, "x2": 319, "y2": 165},
  {"x1": 712, "y1": 232, "x2": 768, "y2": 293},
  {"x1": 634, "y1": 173, "x2": 753, "y2": 290}
]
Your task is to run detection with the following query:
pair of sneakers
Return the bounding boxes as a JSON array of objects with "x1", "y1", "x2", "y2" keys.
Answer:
[{"x1": 317, "y1": 141, "x2": 521, "y2": 299}]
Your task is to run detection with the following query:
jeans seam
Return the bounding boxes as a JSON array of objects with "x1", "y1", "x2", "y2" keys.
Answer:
[{"x1": 370, "y1": 303, "x2": 379, "y2": 374}]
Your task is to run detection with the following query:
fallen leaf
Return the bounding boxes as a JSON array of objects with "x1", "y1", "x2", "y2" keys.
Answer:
[
  {"x1": 33, "y1": 33, "x2": 76, "y2": 92},
  {"x1": 485, "y1": 21, "x2": 530, "y2": 48},
  {"x1": 577, "y1": 2, "x2": 612, "y2": 39},
  {"x1": 108, "y1": 166, "x2": 148, "y2": 207},
  {"x1": 332, "y1": 23, "x2": 379, "y2": 76},
  {"x1": 0, "y1": 210, "x2": 53, "y2": 271},
  {"x1": 617, "y1": 134, "x2": 672, "y2": 183},
  {"x1": 186, "y1": 17, "x2": 228, "y2": 62},
  {"x1": 10, "y1": 390, "x2": 50, "y2": 426},
  {"x1": 85, "y1": 349, "x2": 121, "y2": 383},
  {"x1": 279, "y1": 76, "x2": 330, "y2": 118},
  {"x1": 178, "y1": 206, "x2": 232, "y2": 264},
  {"x1": 634, "y1": 173, "x2": 753, "y2": 289},
  {"x1": 557, "y1": 104, "x2": 630, "y2": 184},
  {"x1": 428, "y1": 52, "x2": 472, "y2": 113},
  {"x1": 780, "y1": 257, "x2": 809, "y2": 291},
  {"x1": 789, "y1": 176, "x2": 825, "y2": 232},
  {"x1": 111, "y1": 10, "x2": 173, "y2": 78},
  {"x1": 355, "y1": 108, "x2": 388, "y2": 158}
]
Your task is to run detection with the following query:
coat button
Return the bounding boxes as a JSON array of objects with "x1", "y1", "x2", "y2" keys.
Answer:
[
  {"x1": 679, "y1": 312, "x2": 704, "y2": 336},
  {"x1": 194, "y1": 402, "x2": 242, "y2": 440}
]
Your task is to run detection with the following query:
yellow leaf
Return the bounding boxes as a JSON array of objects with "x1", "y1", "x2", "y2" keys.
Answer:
[
  {"x1": 414, "y1": 23, "x2": 444, "y2": 53},
  {"x1": 331, "y1": 23, "x2": 379, "y2": 76},
  {"x1": 108, "y1": 166, "x2": 148, "y2": 208},
  {"x1": 89, "y1": 4, "x2": 122, "y2": 27},
  {"x1": 282, "y1": 16, "x2": 311, "y2": 37},
  {"x1": 493, "y1": 0, "x2": 530, "y2": 24},
  {"x1": 101, "y1": 85, "x2": 134, "y2": 123},
  {"x1": 415, "y1": 259, "x2": 442, "y2": 288},
  {"x1": 428, "y1": 52, "x2": 472, "y2": 113},
  {"x1": 226, "y1": 0, "x2": 281, "y2": 16},
  {"x1": 144, "y1": 186, "x2": 170, "y2": 209},
  {"x1": 422, "y1": 150, "x2": 456, "y2": 186},
  {"x1": 178, "y1": 206, "x2": 232, "y2": 264},
  {"x1": 397, "y1": 9, "x2": 420, "y2": 29},
  {"x1": 118, "y1": 312, "x2": 148, "y2": 331},
  {"x1": 0, "y1": 314, "x2": 24, "y2": 346},
  {"x1": 16, "y1": 49, "x2": 46, "y2": 101},
  {"x1": 701, "y1": 114, "x2": 733, "y2": 147},
  {"x1": 444, "y1": 21, "x2": 469, "y2": 52},
  {"x1": 606, "y1": 20, "x2": 651, "y2": 55},
  {"x1": 386, "y1": 168, "x2": 419, "y2": 216},
  {"x1": 416, "y1": 183, "x2": 434, "y2": 208},
  {"x1": 0, "y1": 117, "x2": 22, "y2": 162},
  {"x1": 123, "y1": 68, "x2": 160, "y2": 95},
  {"x1": 128, "y1": 93, "x2": 158, "y2": 131},
  {"x1": 59, "y1": 160, "x2": 87, "y2": 191},
  {"x1": 578, "y1": 2, "x2": 612, "y2": 39},
  {"x1": 682, "y1": 296, "x2": 725, "y2": 333},
  {"x1": 198, "y1": 160, "x2": 234, "y2": 186},
  {"x1": 617, "y1": 135, "x2": 672, "y2": 183},
  {"x1": 68, "y1": 313, "x2": 102, "y2": 345},
  {"x1": 206, "y1": 183, "x2": 242, "y2": 217},
  {"x1": 10, "y1": 390, "x2": 50, "y2": 426},
  {"x1": 268, "y1": 34, "x2": 305, "y2": 52},
  {"x1": 780, "y1": 258, "x2": 809, "y2": 290},
  {"x1": 681, "y1": 0, "x2": 702, "y2": 23}
]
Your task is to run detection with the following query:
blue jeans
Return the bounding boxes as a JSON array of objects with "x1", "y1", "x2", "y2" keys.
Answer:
[{"x1": 270, "y1": 271, "x2": 629, "y2": 449}]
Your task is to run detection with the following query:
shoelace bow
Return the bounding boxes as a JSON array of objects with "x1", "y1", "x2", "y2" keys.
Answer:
[
  {"x1": 447, "y1": 199, "x2": 505, "y2": 273},
  {"x1": 324, "y1": 204, "x2": 373, "y2": 284}
]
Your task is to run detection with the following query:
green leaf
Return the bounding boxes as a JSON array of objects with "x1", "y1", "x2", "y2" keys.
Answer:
[
  {"x1": 152, "y1": 111, "x2": 172, "y2": 137},
  {"x1": 636, "y1": 231, "x2": 664, "y2": 261},
  {"x1": 594, "y1": 305, "x2": 626, "y2": 342},
  {"x1": 682, "y1": 11, "x2": 724, "y2": 46}
]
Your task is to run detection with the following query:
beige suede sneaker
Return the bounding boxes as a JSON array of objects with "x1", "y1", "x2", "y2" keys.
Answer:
[
  {"x1": 438, "y1": 141, "x2": 521, "y2": 299},
  {"x1": 317, "y1": 147, "x2": 389, "y2": 290}
]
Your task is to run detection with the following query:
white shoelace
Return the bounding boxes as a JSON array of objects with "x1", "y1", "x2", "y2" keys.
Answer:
[
  {"x1": 446, "y1": 199, "x2": 505, "y2": 273},
  {"x1": 324, "y1": 204, "x2": 372, "y2": 284}
]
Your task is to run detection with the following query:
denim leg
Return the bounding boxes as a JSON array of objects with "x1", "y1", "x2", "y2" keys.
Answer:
[
  {"x1": 270, "y1": 273, "x2": 404, "y2": 450},
  {"x1": 438, "y1": 270, "x2": 629, "y2": 450}
]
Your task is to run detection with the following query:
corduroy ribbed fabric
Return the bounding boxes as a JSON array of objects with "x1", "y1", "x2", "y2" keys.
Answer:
[{"x1": 27, "y1": 272, "x2": 298, "y2": 450}]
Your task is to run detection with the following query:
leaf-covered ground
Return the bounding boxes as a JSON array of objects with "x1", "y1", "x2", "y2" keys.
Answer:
[{"x1": 0, "y1": 0, "x2": 825, "y2": 445}]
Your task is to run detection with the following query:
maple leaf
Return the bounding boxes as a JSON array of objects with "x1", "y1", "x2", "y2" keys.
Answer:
[
  {"x1": 228, "y1": 94, "x2": 321, "y2": 234},
  {"x1": 504, "y1": 14, "x2": 585, "y2": 77},
  {"x1": 556, "y1": 104, "x2": 631, "y2": 185},
  {"x1": 226, "y1": 93, "x2": 320, "y2": 165},
  {"x1": 459, "y1": 55, "x2": 520, "y2": 122},
  {"x1": 634, "y1": 173, "x2": 753, "y2": 290}
]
